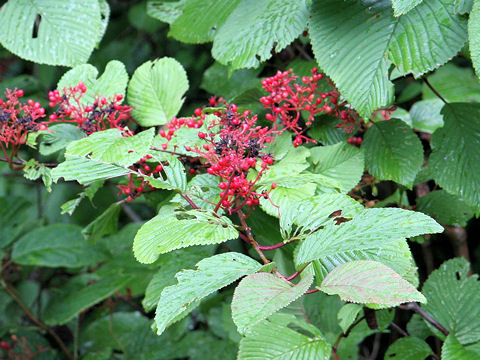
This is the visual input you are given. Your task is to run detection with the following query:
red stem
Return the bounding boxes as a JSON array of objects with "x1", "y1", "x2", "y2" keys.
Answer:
[{"x1": 258, "y1": 242, "x2": 287, "y2": 251}]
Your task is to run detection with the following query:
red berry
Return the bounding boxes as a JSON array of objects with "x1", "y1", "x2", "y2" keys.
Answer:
[
  {"x1": 16, "y1": 89, "x2": 24, "y2": 97},
  {"x1": 271, "y1": 183, "x2": 277, "y2": 189},
  {"x1": 198, "y1": 131, "x2": 206, "y2": 139},
  {"x1": 230, "y1": 104, "x2": 237, "y2": 112},
  {"x1": 155, "y1": 165, "x2": 163, "y2": 172},
  {"x1": 194, "y1": 108, "x2": 202, "y2": 117},
  {"x1": 85, "y1": 106, "x2": 94, "y2": 112}
]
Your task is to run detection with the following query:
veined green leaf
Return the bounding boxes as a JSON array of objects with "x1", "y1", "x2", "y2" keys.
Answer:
[
  {"x1": 392, "y1": 0, "x2": 424, "y2": 16},
  {"x1": 231, "y1": 273, "x2": 313, "y2": 334},
  {"x1": 212, "y1": 0, "x2": 309, "y2": 70},
  {"x1": 128, "y1": 57, "x2": 188, "y2": 126},
  {"x1": 385, "y1": 337, "x2": 433, "y2": 359},
  {"x1": 0, "y1": 0, "x2": 102, "y2": 66},
  {"x1": 430, "y1": 103, "x2": 480, "y2": 209},
  {"x1": 57, "y1": 60, "x2": 129, "y2": 105},
  {"x1": 442, "y1": 334, "x2": 479, "y2": 359},
  {"x1": 154, "y1": 253, "x2": 262, "y2": 335},
  {"x1": 296, "y1": 208, "x2": 442, "y2": 264},
  {"x1": 238, "y1": 316, "x2": 331, "y2": 360},
  {"x1": 320, "y1": 260, "x2": 426, "y2": 307},
  {"x1": 363, "y1": 119, "x2": 424, "y2": 188},
  {"x1": 133, "y1": 206, "x2": 238, "y2": 264},
  {"x1": 422, "y1": 258, "x2": 480, "y2": 344}
]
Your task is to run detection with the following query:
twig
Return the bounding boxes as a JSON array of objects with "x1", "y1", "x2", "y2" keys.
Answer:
[
  {"x1": 284, "y1": 263, "x2": 310, "y2": 281},
  {"x1": 258, "y1": 242, "x2": 288, "y2": 250},
  {"x1": 0, "y1": 157, "x2": 58, "y2": 168},
  {"x1": 423, "y1": 78, "x2": 448, "y2": 105},
  {"x1": 390, "y1": 322, "x2": 409, "y2": 337},
  {"x1": 332, "y1": 316, "x2": 366, "y2": 359},
  {"x1": 237, "y1": 210, "x2": 270, "y2": 264},
  {"x1": 0, "y1": 277, "x2": 73, "y2": 360},
  {"x1": 400, "y1": 302, "x2": 449, "y2": 335},
  {"x1": 120, "y1": 203, "x2": 142, "y2": 223},
  {"x1": 180, "y1": 193, "x2": 200, "y2": 210}
]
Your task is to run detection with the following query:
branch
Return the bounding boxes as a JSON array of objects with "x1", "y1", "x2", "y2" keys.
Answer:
[
  {"x1": 400, "y1": 302, "x2": 449, "y2": 336},
  {"x1": 237, "y1": 210, "x2": 270, "y2": 265},
  {"x1": 0, "y1": 277, "x2": 73, "y2": 360},
  {"x1": 423, "y1": 78, "x2": 448, "y2": 105},
  {"x1": 332, "y1": 316, "x2": 366, "y2": 360}
]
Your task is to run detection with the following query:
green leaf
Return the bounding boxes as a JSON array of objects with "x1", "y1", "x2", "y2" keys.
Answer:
[
  {"x1": 423, "y1": 64, "x2": 480, "y2": 102},
  {"x1": 337, "y1": 303, "x2": 362, "y2": 333},
  {"x1": 312, "y1": 238, "x2": 419, "y2": 287},
  {"x1": 212, "y1": 0, "x2": 309, "y2": 70},
  {"x1": 0, "y1": 0, "x2": 102, "y2": 66},
  {"x1": 392, "y1": 0, "x2": 424, "y2": 16},
  {"x1": 417, "y1": 190, "x2": 474, "y2": 226},
  {"x1": 0, "y1": 196, "x2": 37, "y2": 248},
  {"x1": 171, "y1": 174, "x2": 221, "y2": 211},
  {"x1": 409, "y1": 99, "x2": 444, "y2": 134},
  {"x1": 144, "y1": 153, "x2": 187, "y2": 192},
  {"x1": 442, "y1": 334, "x2": 479, "y2": 359},
  {"x1": 39, "y1": 124, "x2": 85, "y2": 156},
  {"x1": 295, "y1": 207, "x2": 443, "y2": 264},
  {"x1": 57, "y1": 60, "x2": 129, "y2": 105},
  {"x1": 143, "y1": 246, "x2": 214, "y2": 311},
  {"x1": 422, "y1": 257, "x2": 480, "y2": 344},
  {"x1": 82, "y1": 203, "x2": 121, "y2": 243},
  {"x1": 201, "y1": 62, "x2": 260, "y2": 101},
  {"x1": 146, "y1": 0, "x2": 185, "y2": 24},
  {"x1": 384, "y1": 337, "x2": 433, "y2": 359},
  {"x1": 44, "y1": 274, "x2": 131, "y2": 325},
  {"x1": 363, "y1": 119, "x2": 423, "y2": 187},
  {"x1": 52, "y1": 129, "x2": 154, "y2": 184},
  {"x1": 231, "y1": 273, "x2": 313, "y2": 334},
  {"x1": 238, "y1": 316, "x2": 331, "y2": 360},
  {"x1": 154, "y1": 252, "x2": 262, "y2": 335},
  {"x1": 388, "y1": 0, "x2": 467, "y2": 77},
  {"x1": 309, "y1": 0, "x2": 394, "y2": 119},
  {"x1": 60, "y1": 180, "x2": 104, "y2": 216},
  {"x1": 279, "y1": 192, "x2": 363, "y2": 240},
  {"x1": 309, "y1": 142, "x2": 364, "y2": 193},
  {"x1": 22, "y1": 159, "x2": 53, "y2": 192},
  {"x1": 169, "y1": 0, "x2": 240, "y2": 43},
  {"x1": 430, "y1": 103, "x2": 480, "y2": 208},
  {"x1": 12, "y1": 224, "x2": 108, "y2": 268},
  {"x1": 128, "y1": 57, "x2": 188, "y2": 126},
  {"x1": 259, "y1": 183, "x2": 316, "y2": 218},
  {"x1": 469, "y1": 0, "x2": 480, "y2": 77},
  {"x1": 455, "y1": 0, "x2": 474, "y2": 13},
  {"x1": 310, "y1": 1, "x2": 466, "y2": 118},
  {"x1": 320, "y1": 260, "x2": 426, "y2": 307},
  {"x1": 133, "y1": 206, "x2": 238, "y2": 264}
]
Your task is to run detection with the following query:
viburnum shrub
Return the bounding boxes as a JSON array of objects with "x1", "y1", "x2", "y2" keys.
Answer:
[{"x1": 1, "y1": 1, "x2": 479, "y2": 360}]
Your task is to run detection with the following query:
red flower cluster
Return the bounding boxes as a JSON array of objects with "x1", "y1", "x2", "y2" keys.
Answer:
[
  {"x1": 260, "y1": 68, "x2": 360, "y2": 145},
  {"x1": 183, "y1": 104, "x2": 277, "y2": 211},
  {"x1": 48, "y1": 82, "x2": 133, "y2": 135},
  {"x1": 0, "y1": 89, "x2": 47, "y2": 148}
]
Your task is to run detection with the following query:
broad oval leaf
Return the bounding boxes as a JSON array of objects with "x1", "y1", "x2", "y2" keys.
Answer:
[
  {"x1": 320, "y1": 260, "x2": 426, "y2": 307},
  {"x1": 0, "y1": 0, "x2": 102, "y2": 66},
  {"x1": 363, "y1": 119, "x2": 424, "y2": 188},
  {"x1": 422, "y1": 257, "x2": 480, "y2": 344},
  {"x1": 441, "y1": 334, "x2": 479, "y2": 359},
  {"x1": 133, "y1": 206, "x2": 239, "y2": 264},
  {"x1": 12, "y1": 224, "x2": 108, "y2": 268},
  {"x1": 385, "y1": 337, "x2": 433, "y2": 360},
  {"x1": 127, "y1": 57, "x2": 188, "y2": 126},
  {"x1": 295, "y1": 207, "x2": 443, "y2": 264},
  {"x1": 392, "y1": 0, "x2": 424, "y2": 16},
  {"x1": 154, "y1": 252, "x2": 262, "y2": 335},
  {"x1": 238, "y1": 316, "x2": 331, "y2": 360},
  {"x1": 212, "y1": 0, "x2": 309, "y2": 70},
  {"x1": 231, "y1": 273, "x2": 313, "y2": 334},
  {"x1": 430, "y1": 103, "x2": 480, "y2": 209},
  {"x1": 57, "y1": 60, "x2": 129, "y2": 105}
]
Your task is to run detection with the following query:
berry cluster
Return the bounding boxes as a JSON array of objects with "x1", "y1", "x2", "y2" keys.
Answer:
[
  {"x1": 347, "y1": 136, "x2": 362, "y2": 146},
  {"x1": 260, "y1": 68, "x2": 360, "y2": 145},
  {"x1": 0, "y1": 89, "x2": 47, "y2": 147},
  {"x1": 116, "y1": 154, "x2": 165, "y2": 202},
  {"x1": 184, "y1": 104, "x2": 277, "y2": 211},
  {"x1": 48, "y1": 82, "x2": 133, "y2": 135},
  {"x1": 0, "y1": 335, "x2": 49, "y2": 360}
]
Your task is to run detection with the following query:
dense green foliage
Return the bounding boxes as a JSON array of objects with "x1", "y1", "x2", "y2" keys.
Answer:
[{"x1": 1, "y1": 0, "x2": 480, "y2": 359}]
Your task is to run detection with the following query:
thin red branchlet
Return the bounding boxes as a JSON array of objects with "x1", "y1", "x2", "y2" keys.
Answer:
[
  {"x1": 260, "y1": 68, "x2": 360, "y2": 146},
  {"x1": 48, "y1": 82, "x2": 133, "y2": 135}
]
